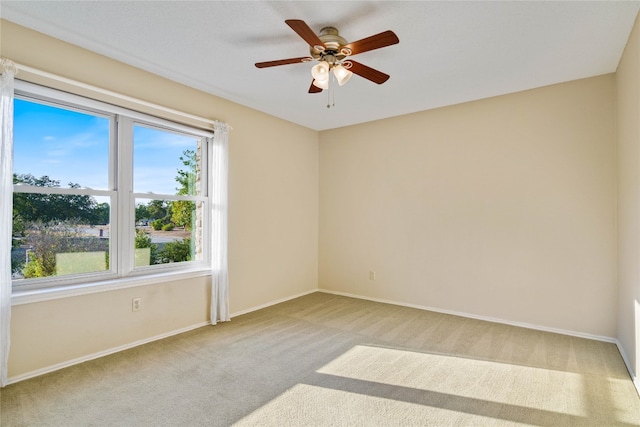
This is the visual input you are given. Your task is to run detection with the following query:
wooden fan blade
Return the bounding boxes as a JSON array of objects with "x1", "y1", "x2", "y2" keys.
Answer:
[
  {"x1": 344, "y1": 30, "x2": 399, "y2": 56},
  {"x1": 255, "y1": 57, "x2": 311, "y2": 68},
  {"x1": 309, "y1": 80, "x2": 323, "y2": 93},
  {"x1": 347, "y1": 60, "x2": 390, "y2": 84},
  {"x1": 285, "y1": 19, "x2": 325, "y2": 49}
]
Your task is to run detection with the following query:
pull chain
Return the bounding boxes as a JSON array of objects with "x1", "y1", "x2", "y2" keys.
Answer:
[
  {"x1": 326, "y1": 85, "x2": 330, "y2": 109},
  {"x1": 327, "y1": 73, "x2": 336, "y2": 109}
]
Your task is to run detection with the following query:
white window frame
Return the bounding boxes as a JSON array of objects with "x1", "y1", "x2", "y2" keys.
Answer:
[{"x1": 12, "y1": 81, "x2": 213, "y2": 296}]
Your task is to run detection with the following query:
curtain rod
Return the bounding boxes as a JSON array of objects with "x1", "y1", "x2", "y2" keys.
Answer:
[{"x1": 14, "y1": 62, "x2": 220, "y2": 128}]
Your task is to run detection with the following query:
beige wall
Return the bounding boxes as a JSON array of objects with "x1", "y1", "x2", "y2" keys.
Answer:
[
  {"x1": 1, "y1": 16, "x2": 632, "y2": 383},
  {"x1": 617, "y1": 13, "x2": 640, "y2": 379},
  {"x1": 10, "y1": 277, "x2": 210, "y2": 377},
  {"x1": 319, "y1": 75, "x2": 617, "y2": 338},
  {"x1": 2, "y1": 20, "x2": 319, "y2": 379}
]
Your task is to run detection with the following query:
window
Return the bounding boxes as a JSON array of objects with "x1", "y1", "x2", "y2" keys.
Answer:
[
  {"x1": 11, "y1": 82, "x2": 212, "y2": 291},
  {"x1": 130, "y1": 123, "x2": 207, "y2": 270}
]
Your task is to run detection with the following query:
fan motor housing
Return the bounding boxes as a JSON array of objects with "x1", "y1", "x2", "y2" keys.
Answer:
[{"x1": 310, "y1": 27, "x2": 351, "y2": 62}]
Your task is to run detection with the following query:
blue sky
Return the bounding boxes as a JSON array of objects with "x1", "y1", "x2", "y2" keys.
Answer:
[{"x1": 14, "y1": 98, "x2": 198, "y2": 195}]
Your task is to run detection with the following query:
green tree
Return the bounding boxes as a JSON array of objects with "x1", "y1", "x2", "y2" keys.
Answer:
[
  {"x1": 13, "y1": 174, "x2": 61, "y2": 223},
  {"x1": 146, "y1": 199, "x2": 168, "y2": 221},
  {"x1": 60, "y1": 183, "x2": 99, "y2": 222},
  {"x1": 13, "y1": 174, "x2": 100, "y2": 224},
  {"x1": 171, "y1": 150, "x2": 198, "y2": 230},
  {"x1": 175, "y1": 149, "x2": 197, "y2": 196},
  {"x1": 93, "y1": 202, "x2": 110, "y2": 225},
  {"x1": 135, "y1": 203, "x2": 150, "y2": 223},
  {"x1": 170, "y1": 200, "x2": 194, "y2": 229}
]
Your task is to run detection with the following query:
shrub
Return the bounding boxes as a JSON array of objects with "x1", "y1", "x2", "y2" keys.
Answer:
[
  {"x1": 19, "y1": 220, "x2": 108, "y2": 278},
  {"x1": 158, "y1": 238, "x2": 191, "y2": 263},
  {"x1": 161, "y1": 223, "x2": 174, "y2": 231},
  {"x1": 151, "y1": 219, "x2": 164, "y2": 231},
  {"x1": 135, "y1": 229, "x2": 158, "y2": 264},
  {"x1": 24, "y1": 257, "x2": 47, "y2": 278}
]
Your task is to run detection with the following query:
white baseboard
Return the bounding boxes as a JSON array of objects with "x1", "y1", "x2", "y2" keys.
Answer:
[
  {"x1": 317, "y1": 289, "x2": 617, "y2": 343},
  {"x1": 319, "y1": 288, "x2": 640, "y2": 395},
  {"x1": 6, "y1": 288, "x2": 315, "y2": 386},
  {"x1": 615, "y1": 340, "x2": 640, "y2": 397},
  {"x1": 232, "y1": 288, "x2": 640, "y2": 399},
  {"x1": 9, "y1": 287, "x2": 639, "y2": 399},
  {"x1": 230, "y1": 288, "x2": 317, "y2": 318},
  {"x1": 7, "y1": 321, "x2": 210, "y2": 386}
]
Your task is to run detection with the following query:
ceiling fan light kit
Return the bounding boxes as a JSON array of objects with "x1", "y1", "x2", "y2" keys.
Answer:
[
  {"x1": 333, "y1": 64, "x2": 352, "y2": 86},
  {"x1": 311, "y1": 61, "x2": 330, "y2": 81},
  {"x1": 311, "y1": 61, "x2": 352, "y2": 89},
  {"x1": 255, "y1": 19, "x2": 399, "y2": 106},
  {"x1": 312, "y1": 77, "x2": 329, "y2": 90}
]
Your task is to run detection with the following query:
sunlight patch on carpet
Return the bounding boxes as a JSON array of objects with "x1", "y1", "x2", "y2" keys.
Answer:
[
  {"x1": 234, "y1": 383, "x2": 501, "y2": 426},
  {"x1": 315, "y1": 345, "x2": 589, "y2": 417}
]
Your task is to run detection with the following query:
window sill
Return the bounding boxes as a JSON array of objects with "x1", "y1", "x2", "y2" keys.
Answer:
[{"x1": 11, "y1": 268, "x2": 212, "y2": 306}]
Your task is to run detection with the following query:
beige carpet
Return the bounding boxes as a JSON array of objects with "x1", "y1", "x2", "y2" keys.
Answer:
[{"x1": 1, "y1": 292, "x2": 639, "y2": 426}]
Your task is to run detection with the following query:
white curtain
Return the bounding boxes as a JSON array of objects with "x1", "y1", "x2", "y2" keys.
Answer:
[
  {"x1": 210, "y1": 121, "x2": 230, "y2": 325},
  {"x1": 0, "y1": 58, "x2": 17, "y2": 387}
]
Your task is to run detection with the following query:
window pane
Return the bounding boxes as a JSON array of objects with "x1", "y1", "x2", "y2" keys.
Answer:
[
  {"x1": 133, "y1": 125, "x2": 201, "y2": 195},
  {"x1": 11, "y1": 84, "x2": 212, "y2": 290},
  {"x1": 134, "y1": 198, "x2": 204, "y2": 267},
  {"x1": 12, "y1": 197, "x2": 111, "y2": 280},
  {"x1": 14, "y1": 98, "x2": 110, "y2": 190}
]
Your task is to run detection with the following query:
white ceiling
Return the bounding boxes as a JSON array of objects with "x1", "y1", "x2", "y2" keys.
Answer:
[{"x1": 2, "y1": 1, "x2": 639, "y2": 131}]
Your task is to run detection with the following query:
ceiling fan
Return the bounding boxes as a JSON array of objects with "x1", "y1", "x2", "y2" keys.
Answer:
[{"x1": 255, "y1": 20, "x2": 399, "y2": 94}]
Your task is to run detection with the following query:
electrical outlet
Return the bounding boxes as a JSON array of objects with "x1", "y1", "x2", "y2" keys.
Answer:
[
  {"x1": 369, "y1": 270, "x2": 376, "y2": 281},
  {"x1": 132, "y1": 297, "x2": 142, "y2": 312}
]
